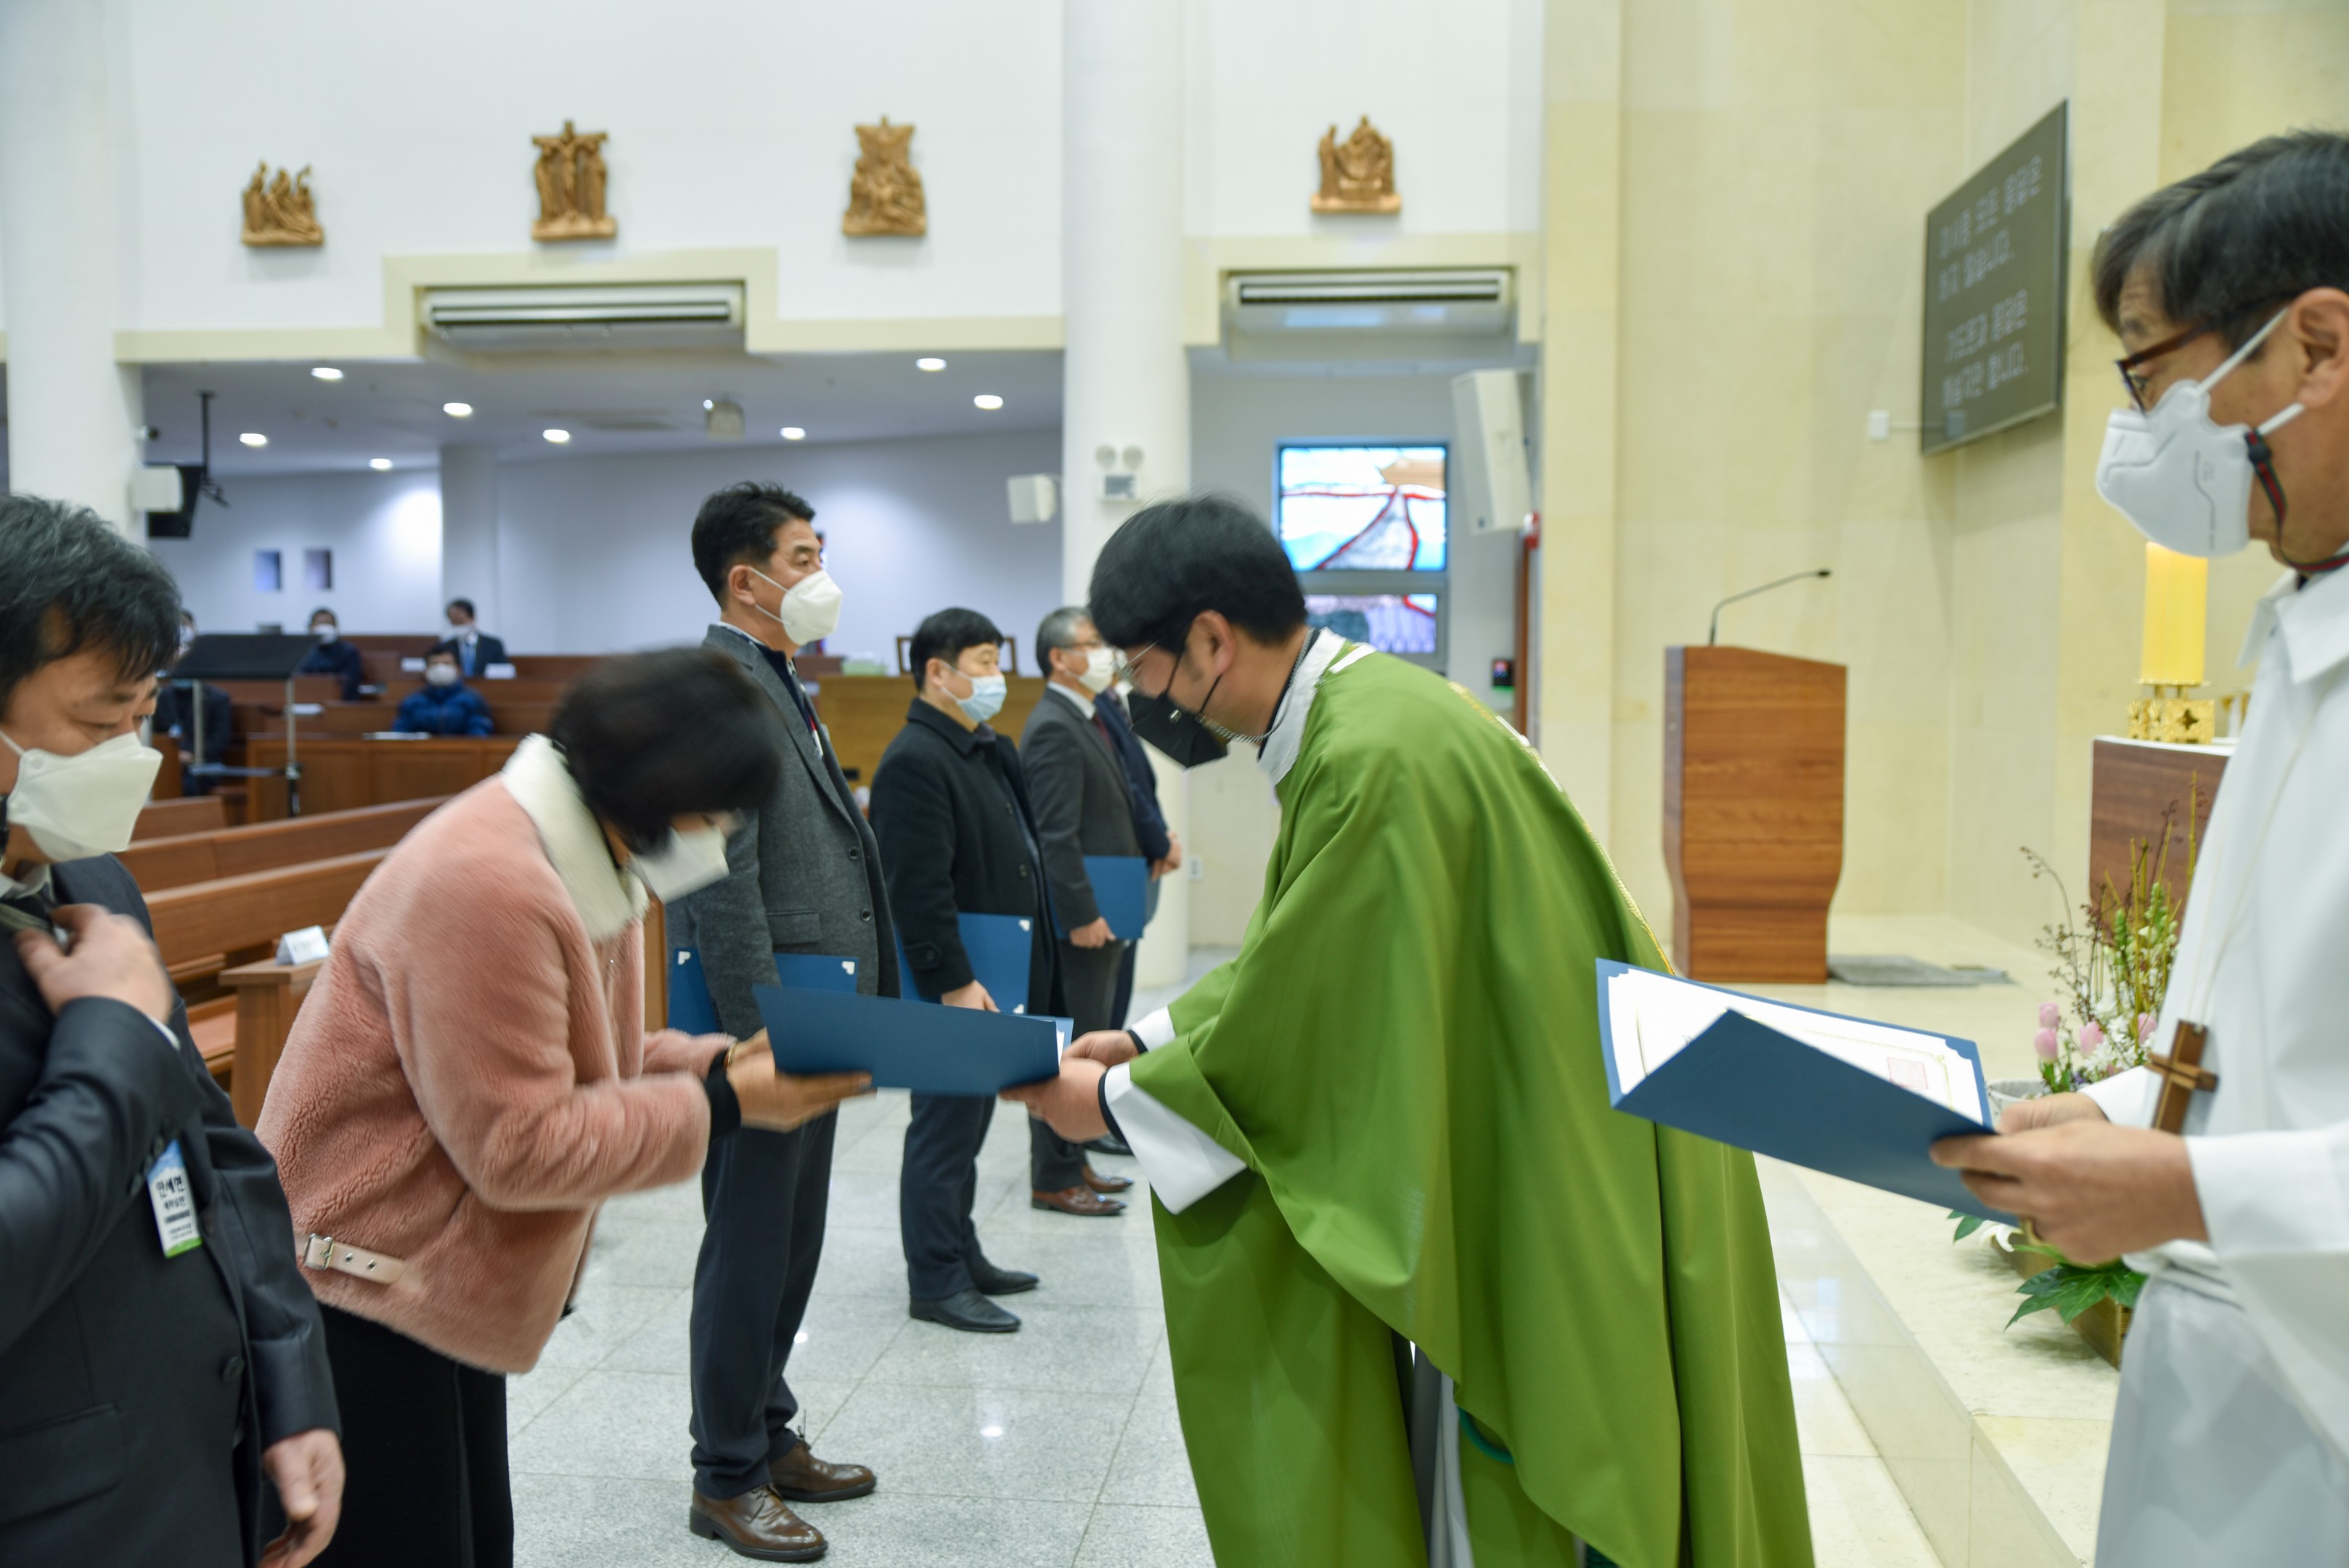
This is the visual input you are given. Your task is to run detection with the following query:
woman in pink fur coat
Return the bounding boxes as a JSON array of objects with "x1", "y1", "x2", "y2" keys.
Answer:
[{"x1": 256, "y1": 650, "x2": 868, "y2": 1568}]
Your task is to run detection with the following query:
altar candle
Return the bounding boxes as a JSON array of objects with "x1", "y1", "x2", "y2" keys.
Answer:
[{"x1": 2139, "y1": 542, "x2": 2207, "y2": 687}]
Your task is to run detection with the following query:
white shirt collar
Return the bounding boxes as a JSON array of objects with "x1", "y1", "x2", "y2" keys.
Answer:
[
  {"x1": 1045, "y1": 681, "x2": 1095, "y2": 719},
  {"x1": 0, "y1": 854, "x2": 53, "y2": 902},
  {"x1": 2241, "y1": 565, "x2": 2349, "y2": 685},
  {"x1": 498, "y1": 733, "x2": 645, "y2": 941},
  {"x1": 1257, "y1": 629, "x2": 1361, "y2": 786}
]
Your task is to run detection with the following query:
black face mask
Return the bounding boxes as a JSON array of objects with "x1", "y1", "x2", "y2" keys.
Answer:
[{"x1": 1125, "y1": 690, "x2": 1230, "y2": 769}]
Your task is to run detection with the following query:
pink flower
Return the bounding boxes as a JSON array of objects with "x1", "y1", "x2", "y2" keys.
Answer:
[
  {"x1": 2138, "y1": 1013, "x2": 2158, "y2": 1042},
  {"x1": 2038, "y1": 1002, "x2": 2062, "y2": 1029},
  {"x1": 2078, "y1": 1022, "x2": 2105, "y2": 1051},
  {"x1": 2033, "y1": 1027, "x2": 2060, "y2": 1061}
]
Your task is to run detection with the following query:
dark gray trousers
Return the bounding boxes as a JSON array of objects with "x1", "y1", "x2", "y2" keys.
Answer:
[
  {"x1": 1029, "y1": 939, "x2": 1126, "y2": 1191},
  {"x1": 902, "y1": 1093, "x2": 998, "y2": 1299},
  {"x1": 689, "y1": 1112, "x2": 838, "y2": 1499}
]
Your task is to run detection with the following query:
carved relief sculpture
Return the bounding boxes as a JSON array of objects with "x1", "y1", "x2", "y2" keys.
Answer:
[
  {"x1": 241, "y1": 161, "x2": 324, "y2": 246},
  {"x1": 531, "y1": 121, "x2": 616, "y2": 241},
  {"x1": 842, "y1": 117, "x2": 926, "y2": 237},
  {"x1": 1312, "y1": 115, "x2": 1401, "y2": 214}
]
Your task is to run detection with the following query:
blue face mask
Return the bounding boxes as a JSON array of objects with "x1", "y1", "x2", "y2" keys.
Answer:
[{"x1": 954, "y1": 672, "x2": 1007, "y2": 724}]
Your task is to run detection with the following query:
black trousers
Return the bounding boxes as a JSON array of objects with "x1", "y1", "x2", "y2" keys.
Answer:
[
  {"x1": 901, "y1": 1093, "x2": 999, "y2": 1299},
  {"x1": 314, "y1": 1303, "x2": 510, "y2": 1568},
  {"x1": 690, "y1": 1113, "x2": 838, "y2": 1499},
  {"x1": 1030, "y1": 939, "x2": 1127, "y2": 1191},
  {"x1": 1111, "y1": 939, "x2": 1139, "y2": 1029}
]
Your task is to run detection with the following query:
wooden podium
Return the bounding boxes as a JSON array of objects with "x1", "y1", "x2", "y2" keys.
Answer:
[{"x1": 1663, "y1": 647, "x2": 1846, "y2": 981}]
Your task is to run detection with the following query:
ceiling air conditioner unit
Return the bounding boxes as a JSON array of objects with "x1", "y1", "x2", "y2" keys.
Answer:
[
  {"x1": 421, "y1": 283, "x2": 745, "y2": 352},
  {"x1": 1224, "y1": 269, "x2": 1513, "y2": 345}
]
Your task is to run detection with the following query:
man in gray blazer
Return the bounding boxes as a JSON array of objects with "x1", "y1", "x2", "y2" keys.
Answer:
[
  {"x1": 668, "y1": 483, "x2": 894, "y2": 1562},
  {"x1": 1018, "y1": 607, "x2": 1144, "y2": 1213}
]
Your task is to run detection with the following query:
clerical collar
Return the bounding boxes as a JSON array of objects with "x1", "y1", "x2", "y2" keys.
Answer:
[
  {"x1": 1257, "y1": 629, "x2": 1353, "y2": 786},
  {"x1": 1045, "y1": 681, "x2": 1095, "y2": 719}
]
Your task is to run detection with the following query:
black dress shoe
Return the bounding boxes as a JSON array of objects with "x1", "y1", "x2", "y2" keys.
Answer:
[
  {"x1": 910, "y1": 1287, "x2": 1021, "y2": 1333},
  {"x1": 1085, "y1": 1132, "x2": 1135, "y2": 1157},
  {"x1": 968, "y1": 1257, "x2": 1039, "y2": 1296}
]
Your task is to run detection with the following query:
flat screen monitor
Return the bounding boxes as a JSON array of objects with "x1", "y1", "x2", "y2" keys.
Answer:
[
  {"x1": 1305, "y1": 592, "x2": 1439, "y2": 656},
  {"x1": 1275, "y1": 444, "x2": 1447, "y2": 572}
]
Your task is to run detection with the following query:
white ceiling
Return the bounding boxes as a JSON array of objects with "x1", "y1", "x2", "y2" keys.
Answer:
[{"x1": 130, "y1": 348, "x2": 1064, "y2": 478}]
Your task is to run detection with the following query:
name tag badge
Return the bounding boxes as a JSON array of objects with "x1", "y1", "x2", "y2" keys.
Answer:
[{"x1": 147, "y1": 1140, "x2": 203, "y2": 1258}]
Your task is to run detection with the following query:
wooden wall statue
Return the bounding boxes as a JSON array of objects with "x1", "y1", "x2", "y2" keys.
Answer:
[
  {"x1": 531, "y1": 120, "x2": 616, "y2": 241},
  {"x1": 843, "y1": 117, "x2": 926, "y2": 237},
  {"x1": 241, "y1": 162, "x2": 323, "y2": 246},
  {"x1": 1312, "y1": 116, "x2": 1400, "y2": 213}
]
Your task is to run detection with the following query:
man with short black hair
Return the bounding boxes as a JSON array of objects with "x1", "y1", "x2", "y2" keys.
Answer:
[
  {"x1": 1008, "y1": 493, "x2": 1807, "y2": 1567},
  {"x1": 295, "y1": 607, "x2": 365, "y2": 699},
  {"x1": 870, "y1": 608, "x2": 1062, "y2": 1334},
  {"x1": 0, "y1": 495, "x2": 344, "y2": 1568},
  {"x1": 669, "y1": 481, "x2": 886, "y2": 1560},
  {"x1": 440, "y1": 598, "x2": 507, "y2": 677},
  {"x1": 1934, "y1": 131, "x2": 2349, "y2": 1563}
]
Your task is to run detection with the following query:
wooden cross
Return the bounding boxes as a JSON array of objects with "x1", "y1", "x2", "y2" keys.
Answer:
[{"x1": 2147, "y1": 1020, "x2": 2220, "y2": 1135}]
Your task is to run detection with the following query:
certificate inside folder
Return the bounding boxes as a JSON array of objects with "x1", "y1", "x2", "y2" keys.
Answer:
[
  {"x1": 1596, "y1": 961, "x2": 2009, "y2": 1221},
  {"x1": 753, "y1": 984, "x2": 1063, "y2": 1095}
]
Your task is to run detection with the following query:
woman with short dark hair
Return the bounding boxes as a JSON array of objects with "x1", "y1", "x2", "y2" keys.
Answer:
[{"x1": 257, "y1": 648, "x2": 869, "y2": 1568}]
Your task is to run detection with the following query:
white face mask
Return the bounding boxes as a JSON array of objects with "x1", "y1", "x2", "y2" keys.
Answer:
[
  {"x1": 748, "y1": 567, "x2": 843, "y2": 646},
  {"x1": 629, "y1": 822, "x2": 732, "y2": 902},
  {"x1": 1076, "y1": 646, "x2": 1117, "y2": 695},
  {"x1": 2096, "y1": 308, "x2": 2305, "y2": 558},
  {"x1": 312, "y1": 625, "x2": 338, "y2": 643},
  {"x1": 446, "y1": 622, "x2": 474, "y2": 642},
  {"x1": 1, "y1": 729, "x2": 163, "y2": 862},
  {"x1": 425, "y1": 663, "x2": 459, "y2": 687},
  {"x1": 952, "y1": 670, "x2": 1008, "y2": 725}
]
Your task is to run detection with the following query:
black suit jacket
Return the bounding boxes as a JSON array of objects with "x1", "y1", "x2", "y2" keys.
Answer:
[
  {"x1": 448, "y1": 632, "x2": 507, "y2": 677},
  {"x1": 0, "y1": 857, "x2": 339, "y2": 1567},
  {"x1": 1018, "y1": 688, "x2": 1144, "y2": 934},
  {"x1": 295, "y1": 638, "x2": 366, "y2": 700},
  {"x1": 1095, "y1": 691, "x2": 1172, "y2": 863},
  {"x1": 868, "y1": 701, "x2": 1059, "y2": 1015}
]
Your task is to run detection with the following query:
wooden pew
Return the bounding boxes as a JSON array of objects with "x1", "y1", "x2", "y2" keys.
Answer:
[
  {"x1": 118, "y1": 797, "x2": 446, "y2": 892},
  {"x1": 135, "y1": 795, "x2": 226, "y2": 841},
  {"x1": 242, "y1": 736, "x2": 520, "y2": 820}
]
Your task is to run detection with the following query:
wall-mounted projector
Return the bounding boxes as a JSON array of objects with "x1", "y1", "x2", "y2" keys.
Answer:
[{"x1": 1008, "y1": 474, "x2": 1058, "y2": 525}]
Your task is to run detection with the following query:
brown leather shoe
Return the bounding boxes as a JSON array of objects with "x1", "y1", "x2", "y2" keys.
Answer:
[
  {"x1": 770, "y1": 1439, "x2": 877, "y2": 1503},
  {"x1": 689, "y1": 1485, "x2": 827, "y2": 1561},
  {"x1": 1032, "y1": 1184, "x2": 1126, "y2": 1216},
  {"x1": 1082, "y1": 1164, "x2": 1133, "y2": 1194}
]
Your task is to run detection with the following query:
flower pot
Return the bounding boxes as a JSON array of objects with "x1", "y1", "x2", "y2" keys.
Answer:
[
  {"x1": 1993, "y1": 1234, "x2": 2131, "y2": 1368},
  {"x1": 1985, "y1": 1077, "x2": 2046, "y2": 1120}
]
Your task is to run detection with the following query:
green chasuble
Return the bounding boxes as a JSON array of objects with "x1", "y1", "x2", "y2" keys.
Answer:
[{"x1": 1125, "y1": 643, "x2": 1810, "y2": 1568}]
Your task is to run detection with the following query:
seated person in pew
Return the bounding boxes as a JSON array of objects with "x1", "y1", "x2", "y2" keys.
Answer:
[
  {"x1": 256, "y1": 649, "x2": 870, "y2": 1568},
  {"x1": 296, "y1": 608, "x2": 367, "y2": 701},
  {"x1": 153, "y1": 626, "x2": 234, "y2": 791},
  {"x1": 0, "y1": 494, "x2": 345, "y2": 1568},
  {"x1": 441, "y1": 598, "x2": 507, "y2": 677},
  {"x1": 391, "y1": 645, "x2": 493, "y2": 737}
]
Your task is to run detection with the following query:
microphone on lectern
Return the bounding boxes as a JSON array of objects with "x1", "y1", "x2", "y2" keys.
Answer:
[{"x1": 1706, "y1": 569, "x2": 1831, "y2": 646}]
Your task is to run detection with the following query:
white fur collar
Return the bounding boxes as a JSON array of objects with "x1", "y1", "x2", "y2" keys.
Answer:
[{"x1": 499, "y1": 733, "x2": 645, "y2": 941}]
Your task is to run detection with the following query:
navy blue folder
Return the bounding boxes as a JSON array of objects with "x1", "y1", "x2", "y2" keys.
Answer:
[
  {"x1": 668, "y1": 949, "x2": 861, "y2": 1034},
  {"x1": 895, "y1": 912, "x2": 1034, "y2": 1012},
  {"x1": 1595, "y1": 960, "x2": 2011, "y2": 1222},
  {"x1": 753, "y1": 983, "x2": 1062, "y2": 1095},
  {"x1": 1082, "y1": 855, "x2": 1150, "y2": 941}
]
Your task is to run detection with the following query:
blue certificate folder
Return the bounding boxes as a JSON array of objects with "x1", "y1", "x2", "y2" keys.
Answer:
[
  {"x1": 667, "y1": 949, "x2": 858, "y2": 1034},
  {"x1": 752, "y1": 984, "x2": 1062, "y2": 1095},
  {"x1": 1082, "y1": 856, "x2": 1150, "y2": 941},
  {"x1": 1596, "y1": 960, "x2": 2011, "y2": 1222},
  {"x1": 895, "y1": 912, "x2": 1034, "y2": 1012}
]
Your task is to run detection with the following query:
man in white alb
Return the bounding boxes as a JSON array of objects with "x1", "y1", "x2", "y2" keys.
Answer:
[{"x1": 1934, "y1": 131, "x2": 2349, "y2": 1563}]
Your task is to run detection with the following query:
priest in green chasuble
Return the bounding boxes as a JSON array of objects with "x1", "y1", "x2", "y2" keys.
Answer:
[{"x1": 1005, "y1": 496, "x2": 1811, "y2": 1568}]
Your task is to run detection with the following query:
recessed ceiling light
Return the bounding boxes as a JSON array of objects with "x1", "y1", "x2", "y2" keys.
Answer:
[
  {"x1": 240, "y1": 432, "x2": 269, "y2": 447},
  {"x1": 780, "y1": 426, "x2": 806, "y2": 441},
  {"x1": 916, "y1": 356, "x2": 947, "y2": 372},
  {"x1": 542, "y1": 428, "x2": 571, "y2": 444},
  {"x1": 443, "y1": 401, "x2": 474, "y2": 418},
  {"x1": 979, "y1": 1424, "x2": 1005, "y2": 1439},
  {"x1": 973, "y1": 394, "x2": 1004, "y2": 411},
  {"x1": 702, "y1": 398, "x2": 716, "y2": 411},
  {"x1": 311, "y1": 366, "x2": 343, "y2": 381},
  {"x1": 369, "y1": 457, "x2": 393, "y2": 471}
]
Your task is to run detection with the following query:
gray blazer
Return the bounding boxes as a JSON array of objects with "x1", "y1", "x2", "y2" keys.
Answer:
[
  {"x1": 666, "y1": 626, "x2": 898, "y2": 1037},
  {"x1": 1019, "y1": 685, "x2": 1144, "y2": 934}
]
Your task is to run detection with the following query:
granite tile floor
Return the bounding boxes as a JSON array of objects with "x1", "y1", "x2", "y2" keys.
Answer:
[{"x1": 508, "y1": 946, "x2": 1941, "y2": 1565}]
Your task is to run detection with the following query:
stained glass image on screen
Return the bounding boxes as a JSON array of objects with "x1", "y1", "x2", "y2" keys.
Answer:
[
  {"x1": 1306, "y1": 594, "x2": 1439, "y2": 656},
  {"x1": 1277, "y1": 445, "x2": 1447, "y2": 571}
]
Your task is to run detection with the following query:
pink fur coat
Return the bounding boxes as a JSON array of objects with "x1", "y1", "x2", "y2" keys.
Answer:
[{"x1": 257, "y1": 735, "x2": 728, "y2": 1373}]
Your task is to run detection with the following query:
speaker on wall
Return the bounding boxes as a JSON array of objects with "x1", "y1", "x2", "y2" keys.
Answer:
[{"x1": 1450, "y1": 368, "x2": 1532, "y2": 536}]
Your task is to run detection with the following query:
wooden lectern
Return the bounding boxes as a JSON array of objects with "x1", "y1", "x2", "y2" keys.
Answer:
[{"x1": 1663, "y1": 648, "x2": 1846, "y2": 981}]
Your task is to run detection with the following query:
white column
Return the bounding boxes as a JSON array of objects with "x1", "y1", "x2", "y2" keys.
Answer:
[
  {"x1": 439, "y1": 444, "x2": 502, "y2": 629},
  {"x1": 0, "y1": 0, "x2": 143, "y2": 535},
  {"x1": 1063, "y1": 0, "x2": 1192, "y2": 987}
]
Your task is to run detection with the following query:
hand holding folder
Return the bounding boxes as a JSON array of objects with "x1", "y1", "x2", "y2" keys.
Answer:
[
  {"x1": 754, "y1": 984, "x2": 1063, "y2": 1096},
  {"x1": 1596, "y1": 961, "x2": 2011, "y2": 1222}
]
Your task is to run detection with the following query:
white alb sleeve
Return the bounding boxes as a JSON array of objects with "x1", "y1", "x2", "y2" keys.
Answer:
[
  {"x1": 2081, "y1": 1064, "x2": 2160, "y2": 1128},
  {"x1": 1129, "y1": 1008, "x2": 1178, "y2": 1050},
  {"x1": 1103, "y1": 1062, "x2": 1246, "y2": 1214}
]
